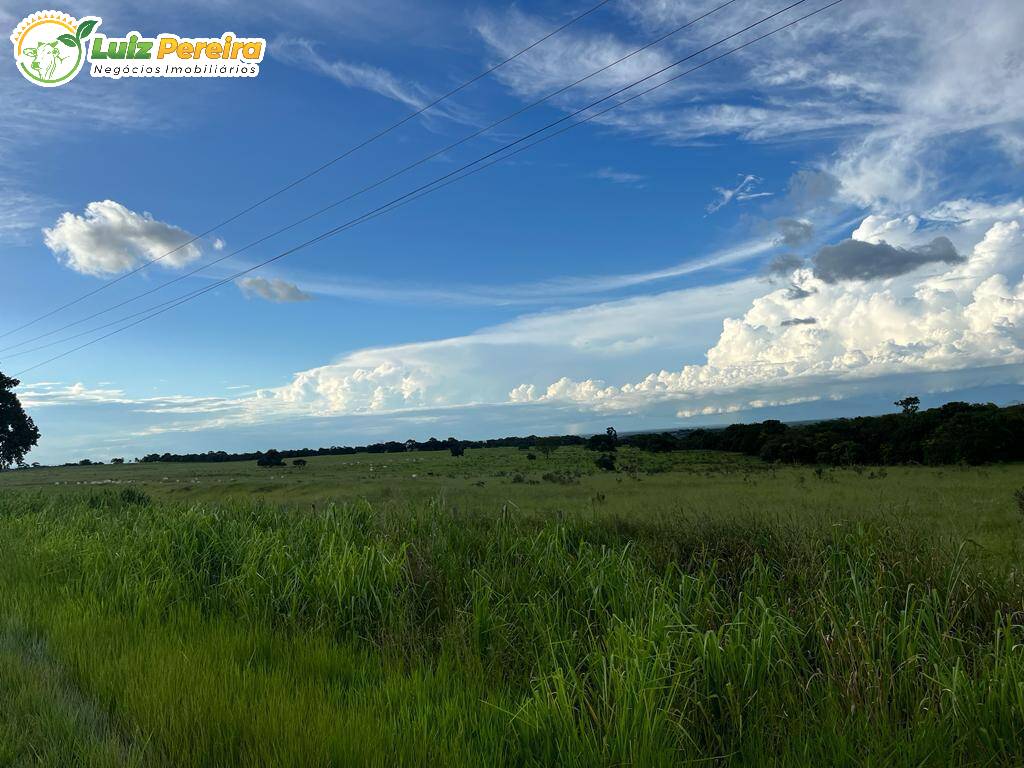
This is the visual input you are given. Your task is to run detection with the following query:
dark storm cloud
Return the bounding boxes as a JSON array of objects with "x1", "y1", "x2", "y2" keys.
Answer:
[
  {"x1": 812, "y1": 236, "x2": 963, "y2": 284},
  {"x1": 775, "y1": 218, "x2": 814, "y2": 247},
  {"x1": 785, "y1": 283, "x2": 816, "y2": 300},
  {"x1": 766, "y1": 253, "x2": 806, "y2": 277},
  {"x1": 781, "y1": 317, "x2": 817, "y2": 327}
]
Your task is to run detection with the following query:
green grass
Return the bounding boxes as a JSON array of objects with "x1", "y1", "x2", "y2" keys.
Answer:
[{"x1": 1, "y1": 448, "x2": 1023, "y2": 765}]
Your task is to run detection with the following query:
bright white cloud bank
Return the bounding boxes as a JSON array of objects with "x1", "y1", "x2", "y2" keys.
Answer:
[
  {"x1": 43, "y1": 200, "x2": 201, "y2": 276},
  {"x1": 240, "y1": 201, "x2": 1023, "y2": 424},
  {"x1": 20, "y1": 202, "x2": 1024, "y2": 459}
]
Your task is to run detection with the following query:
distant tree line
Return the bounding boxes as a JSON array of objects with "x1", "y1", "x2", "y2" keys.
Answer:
[
  {"x1": 123, "y1": 399, "x2": 1024, "y2": 469},
  {"x1": 660, "y1": 400, "x2": 1024, "y2": 466},
  {"x1": 138, "y1": 435, "x2": 588, "y2": 465}
]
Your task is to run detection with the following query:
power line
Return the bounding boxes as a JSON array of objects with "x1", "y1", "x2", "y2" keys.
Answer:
[
  {"x1": 12, "y1": 0, "x2": 845, "y2": 378},
  {"x1": 0, "y1": 0, "x2": 742, "y2": 356},
  {"x1": 0, "y1": 0, "x2": 616, "y2": 341},
  {"x1": 10, "y1": 0, "x2": 833, "y2": 373}
]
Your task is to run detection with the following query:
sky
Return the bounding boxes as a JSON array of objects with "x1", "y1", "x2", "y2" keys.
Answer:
[{"x1": 1, "y1": 0, "x2": 1022, "y2": 464}]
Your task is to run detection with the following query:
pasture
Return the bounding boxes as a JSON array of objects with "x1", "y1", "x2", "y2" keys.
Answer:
[{"x1": 1, "y1": 447, "x2": 1023, "y2": 766}]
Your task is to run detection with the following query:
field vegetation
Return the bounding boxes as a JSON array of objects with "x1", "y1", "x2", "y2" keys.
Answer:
[{"x1": 2, "y1": 447, "x2": 1023, "y2": 766}]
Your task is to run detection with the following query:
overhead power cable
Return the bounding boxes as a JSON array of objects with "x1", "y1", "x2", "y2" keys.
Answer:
[
  {"x1": 11, "y1": 0, "x2": 845, "y2": 377},
  {"x1": 0, "y1": 0, "x2": 616, "y2": 340},
  {"x1": 0, "y1": 0, "x2": 742, "y2": 356}
]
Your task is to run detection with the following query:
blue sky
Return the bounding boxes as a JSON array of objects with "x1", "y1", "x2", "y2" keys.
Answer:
[{"x1": 1, "y1": 0, "x2": 1023, "y2": 463}]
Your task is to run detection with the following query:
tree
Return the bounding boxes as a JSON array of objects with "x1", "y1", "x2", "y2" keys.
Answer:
[
  {"x1": 111, "y1": 457, "x2": 125, "y2": 464},
  {"x1": 586, "y1": 426, "x2": 619, "y2": 453},
  {"x1": 256, "y1": 449, "x2": 284, "y2": 467},
  {"x1": 0, "y1": 372, "x2": 39, "y2": 470},
  {"x1": 895, "y1": 396, "x2": 920, "y2": 415}
]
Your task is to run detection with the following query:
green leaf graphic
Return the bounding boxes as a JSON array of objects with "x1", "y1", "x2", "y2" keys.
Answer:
[
  {"x1": 58, "y1": 33, "x2": 77, "y2": 47},
  {"x1": 76, "y1": 19, "x2": 98, "y2": 40}
]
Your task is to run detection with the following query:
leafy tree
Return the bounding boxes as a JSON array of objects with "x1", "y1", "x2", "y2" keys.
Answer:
[
  {"x1": 587, "y1": 427, "x2": 619, "y2": 453},
  {"x1": 111, "y1": 457, "x2": 125, "y2": 464},
  {"x1": 256, "y1": 450, "x2": 284, "y2": 467},
  {"x1": 895, "y1": 396, "x2": 920, "y2": 414},
  {"x1": 0, "y1": 372, "x2": 39, "y2": 470}
]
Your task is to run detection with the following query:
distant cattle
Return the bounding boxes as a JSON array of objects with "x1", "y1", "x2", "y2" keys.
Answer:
[{"x1": 292, "y1": 459, "x2": 307, "y2": 467}]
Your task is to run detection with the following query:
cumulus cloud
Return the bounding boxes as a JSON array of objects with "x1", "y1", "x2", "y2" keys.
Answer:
[
  {"x1": 514, "y1": 208, "x2": 1024, "y2": 417},
  {"x1": 227, "y1": 206, "x2": 1023, "y2": 428},
  {"x1": 45, "y1": 203, "x2": 1024, "y2": 449},
  {"x1": 242, "y1": 278, "x2": 765, "y2": 418},
  {"x1": 785, "y1": 283, "x2": 817, "y2": 300},
  {"x1": 811, "y1": 236, "x2": 963, "y2": 283},
  {"x1": 43, "y1": 200, "x2": 201, "y2": 277},
  {"x1": 236, "y1": 277, "x2": 313, "y2": 303}
]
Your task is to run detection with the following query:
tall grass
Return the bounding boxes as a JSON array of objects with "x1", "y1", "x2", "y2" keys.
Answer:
[{"x1": 1, "y1": 487, "x2": 1023, "y2": 765}]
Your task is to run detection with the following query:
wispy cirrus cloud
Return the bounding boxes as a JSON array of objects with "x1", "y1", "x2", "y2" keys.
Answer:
[
  {"x1": 255, "y1": 234, "x2": 776, "y2": 307},
  {"x1": 476, "y1": 0, "x2": 1024, "y2": 210},
  {"x1": 270, "y1": 37, "x2": 474, "y2": 126},
  {"x1": 591, "y1": 166, "x2": 647, "y2": 186},
  {"x1": 705, "y1": 173, "x2": 772, "y2": 214}
]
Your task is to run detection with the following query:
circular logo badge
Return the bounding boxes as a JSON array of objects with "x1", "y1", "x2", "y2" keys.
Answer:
[{"x1": 11, "y1": 11, "x2": 100, "y2": 87}]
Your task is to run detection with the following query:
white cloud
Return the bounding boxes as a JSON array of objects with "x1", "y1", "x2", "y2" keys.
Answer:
[
  {"x1": 269, "y1": 37, "x2": 473, "y2": 126},
  {"x1": 272, "y1": 37, "x2": 426, "y2": 109},
  {"x1": 244, "y1": 277, "x2": 765, "y2": 418},
  {"x1": 476, "y1": 0, "x2": 1023, "y2": 210},
  {"x1": 26, "y1": 203, "x2": 1024, "y2": 449},
  {"x1": 0, "y1": 187, "x2": 57, "y2": 240},
  {"x1": 591, "y1": 166, "x2": 647, "y2": 186},
  {"x1": 706, "y1": 174, "x2": 772, "y2": 214},
  {"x1": 236, "y1": 276, "x2": 312, "y2": 303},
  {"x1": 516, "y1": 204, "x2": 1024, "y2": 416},
  {"x1": 475, "y1": 7, "x2": 675, "y2": 104},
  {"x1": 42, "y1": 200, "x2": 201, "y2": 277},
  {"x1": 283, "y1": 234, "x2": 776, "y2": 305},
  {"x1": 17, "y1": 381, "x2": 231, "y2": 413}
]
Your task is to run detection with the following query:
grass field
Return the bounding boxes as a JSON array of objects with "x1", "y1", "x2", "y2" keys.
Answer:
[{"x1": 2, "y1": 447, "x2": 1023, "y2": 766}]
